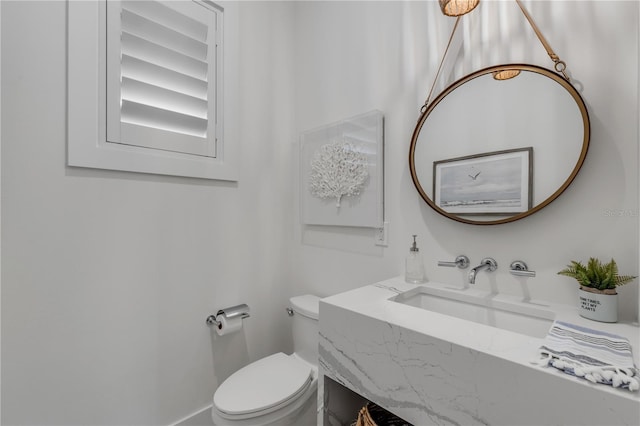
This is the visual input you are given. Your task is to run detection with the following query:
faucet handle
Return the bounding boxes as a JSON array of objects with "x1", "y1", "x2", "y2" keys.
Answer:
[
  {"x1": 509, "y1": 260, "x2": 536, "y2": 277},
  {"x1": 438, "y1": 255, "x2": 470, "y2": 269}
]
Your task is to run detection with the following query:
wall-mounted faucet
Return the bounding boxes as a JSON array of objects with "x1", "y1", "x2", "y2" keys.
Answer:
[{"x1": 468, "y1": 258, "x2": 498, "y2": 284}]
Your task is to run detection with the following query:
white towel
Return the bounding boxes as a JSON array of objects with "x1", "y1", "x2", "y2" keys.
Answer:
[{"x1": 535, "y1": 321, "x2": 639, "y2": 391}]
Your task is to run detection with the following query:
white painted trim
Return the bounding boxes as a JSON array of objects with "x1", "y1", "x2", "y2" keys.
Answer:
[
  {"x1": 171, "y1": 404, "x2": 213, "y2": 426},
  {"x1": 67, "y1": 0, "x2": 238, "y2": 181}
]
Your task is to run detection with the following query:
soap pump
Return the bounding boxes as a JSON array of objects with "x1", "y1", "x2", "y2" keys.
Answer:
[{"x1": 405, "y1": 235, "x2": 426, "y2": 284}]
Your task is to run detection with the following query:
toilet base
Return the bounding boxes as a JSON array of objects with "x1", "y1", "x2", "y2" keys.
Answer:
[
  {"x1": 212, "y1": 388, "x2": 317, "y2": 426},
  {"x1": 269, "y1": 389, "x2": 317, "y2": 426}
]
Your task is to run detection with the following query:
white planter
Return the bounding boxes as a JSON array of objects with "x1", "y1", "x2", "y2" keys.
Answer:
[{"x1": 578, "y1": 288, "x2": 618, "y2": 323}]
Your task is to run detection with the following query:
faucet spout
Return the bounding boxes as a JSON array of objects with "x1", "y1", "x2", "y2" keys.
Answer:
[{"x1": 468, "y1": 258, "x2": 498, "y2": 284}]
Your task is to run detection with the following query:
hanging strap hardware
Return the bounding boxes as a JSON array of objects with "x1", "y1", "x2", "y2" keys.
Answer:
[{"x1": 420, "y1": 0, "x2": 570, "y2": 114}]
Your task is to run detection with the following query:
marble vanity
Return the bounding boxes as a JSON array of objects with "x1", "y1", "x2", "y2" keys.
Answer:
[{"x1": 318, "y1": 276, "x2": 640, "y2": 425}]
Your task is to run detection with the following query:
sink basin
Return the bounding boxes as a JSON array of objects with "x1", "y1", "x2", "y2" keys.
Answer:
[{"x1": 391, "y1": 285, "x2": 555, "y2": 338}]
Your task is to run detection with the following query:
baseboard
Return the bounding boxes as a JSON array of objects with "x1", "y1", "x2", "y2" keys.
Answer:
[{"x1": 172, "y1": 405, "x2": 214, "y2": 426}]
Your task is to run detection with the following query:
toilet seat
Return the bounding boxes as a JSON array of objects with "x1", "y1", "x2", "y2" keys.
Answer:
[{"x1": 213, "y1": 352, "x2": 313, "y2": 420}]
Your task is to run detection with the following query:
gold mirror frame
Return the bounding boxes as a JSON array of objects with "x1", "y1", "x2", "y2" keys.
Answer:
[{"x1": 409, "y1": 64, "x2": 590, "y2": 225}]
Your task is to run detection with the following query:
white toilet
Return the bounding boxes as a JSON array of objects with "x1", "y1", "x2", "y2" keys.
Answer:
[{"x1": 211, "y1": 295, "x2": 321, "y2": 426}]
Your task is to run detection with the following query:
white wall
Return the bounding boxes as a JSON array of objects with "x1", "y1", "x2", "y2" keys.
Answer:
[
  {"x1": 1, "y1": 1, "x2": 295, "y2": 424},
  {"x1": 291, "y1": 0, "x2": 639, "y2": 321},
  {"x1": 0, "y1": 1, "x2": 3, "y2": 421},
  {"x1": 1, "y1": 0, "x2": 638, "y2": 425}
]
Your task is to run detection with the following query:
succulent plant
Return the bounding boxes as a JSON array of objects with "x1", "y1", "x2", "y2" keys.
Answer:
[{"x1": 558, "y1": 258, "x2": 636, "y2": 292}]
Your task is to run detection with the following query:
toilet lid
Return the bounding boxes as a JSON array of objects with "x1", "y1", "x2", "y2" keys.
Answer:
[{"x1": 213, "y1": 352, "x2": 312, "y2": 417}]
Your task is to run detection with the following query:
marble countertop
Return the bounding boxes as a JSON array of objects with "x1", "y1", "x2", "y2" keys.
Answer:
[{"x1": 321, "y1": 275, "x2": 640, "y2": 402}]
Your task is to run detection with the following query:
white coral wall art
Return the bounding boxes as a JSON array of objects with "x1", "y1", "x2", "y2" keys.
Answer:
[
  {"x1": 309, "y1": 139, "x2": 369, "y2": 208},
  {"x1": 300, "y1": 110, "x2": 384, "y2": 227}
]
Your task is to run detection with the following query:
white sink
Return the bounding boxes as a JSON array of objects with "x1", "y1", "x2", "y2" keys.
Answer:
[{"x1": 391, "y1": 284, "x2": 555, "y2": 338}]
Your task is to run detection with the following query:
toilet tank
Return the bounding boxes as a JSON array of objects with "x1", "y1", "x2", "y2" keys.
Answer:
[{"x1": 289, "y1": 295, "x2": 320, "y2": 366}]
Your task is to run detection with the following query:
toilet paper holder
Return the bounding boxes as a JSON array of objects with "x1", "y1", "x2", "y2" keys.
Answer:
[{"x1": 206, "y1": 304, "x2": 251, "y2": 327}]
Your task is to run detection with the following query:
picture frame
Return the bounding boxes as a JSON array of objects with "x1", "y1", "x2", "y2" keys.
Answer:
[
  {"x1": 300, "y1": 110, "x2": 384, "y2": 227},
  {"x1": 433, "y1": 147, "x2": 533, "y2": 215}
]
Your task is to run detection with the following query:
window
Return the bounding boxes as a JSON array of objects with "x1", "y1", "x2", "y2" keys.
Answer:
[{"x1": 68, "y1": 0, "x2": 238, "y2": 181}]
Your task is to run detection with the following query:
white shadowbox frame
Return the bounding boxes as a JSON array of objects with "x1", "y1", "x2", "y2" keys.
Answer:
[{"x1": 300, "y1": 110, "x2": 384, "y2": 227}]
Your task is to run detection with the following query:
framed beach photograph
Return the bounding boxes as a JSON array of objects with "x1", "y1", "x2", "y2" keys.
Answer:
[{"x1": 433, "y1": 147, "x2": 533, "y2": 215}]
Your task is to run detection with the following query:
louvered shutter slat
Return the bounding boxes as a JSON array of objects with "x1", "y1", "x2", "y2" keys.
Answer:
[
  {"x1": 121, "y1": 101, "x2": 208, "y2": 137},
  {"x1": 121, "y1": 55, "x2": 207, "y2": 100},
  {"x1": 122, "y1": 0, "x2": 208, "y2": 42},
  {"x1": 121, "y1": 77, "x2": 208, "y2": 120},
  {"x1": 121, "y1": 9, "x2": 208, "y2": 61},
  {"x1": 121, "y1": 33, "x2": 208, "y2": 80}
]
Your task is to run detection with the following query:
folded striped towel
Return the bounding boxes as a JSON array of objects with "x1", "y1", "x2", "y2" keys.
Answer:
[{"x1": 535, "y1": 321, "x2": 639, "y2": 391}]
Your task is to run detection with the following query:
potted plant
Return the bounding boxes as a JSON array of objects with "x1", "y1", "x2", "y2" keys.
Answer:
[{"x1": 558, "y1": 258, "x2": 636, "y2": 323}]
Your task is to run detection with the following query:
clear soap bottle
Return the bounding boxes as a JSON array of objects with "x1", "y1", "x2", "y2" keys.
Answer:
[{"x1": 405, "y1": 235, "x2": 426, "y2": 284}]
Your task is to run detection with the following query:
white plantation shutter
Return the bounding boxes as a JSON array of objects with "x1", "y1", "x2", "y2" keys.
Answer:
[{"x1": 107, "y1": 0, "x2": 221, "y2": 157}]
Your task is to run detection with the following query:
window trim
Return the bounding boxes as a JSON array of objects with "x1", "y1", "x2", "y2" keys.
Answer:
[{"x1": 68, "y1": 0, "x2": 238, "y2": 181}]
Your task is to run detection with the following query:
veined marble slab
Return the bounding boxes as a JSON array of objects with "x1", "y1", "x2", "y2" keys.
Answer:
[{"x1": 319, "y1": 277, "x2": 640, "y2": 426}]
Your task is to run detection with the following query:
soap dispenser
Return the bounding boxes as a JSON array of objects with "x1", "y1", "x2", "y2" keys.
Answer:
[{"x1": 405, "y1": 235, "x2": 426, "y2": 284}]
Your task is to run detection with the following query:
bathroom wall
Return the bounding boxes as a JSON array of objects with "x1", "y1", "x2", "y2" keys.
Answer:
[
  {"x1": 1, "y1": 1, "x2": 638, "y2": 425},
  {"x1": 0, "y1": 1, "x2": 3, "y2": 422},
  {"x1": 290, "y1": 0, "x2": 640, "y2": 321},
  {"x1": 1, "y1": 1, "x2": 296, "y2": 424}
]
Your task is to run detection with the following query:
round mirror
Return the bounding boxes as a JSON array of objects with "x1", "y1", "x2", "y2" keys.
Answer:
[{"x1": 409, "y1": 64, "x2": 590, "y2": 225}]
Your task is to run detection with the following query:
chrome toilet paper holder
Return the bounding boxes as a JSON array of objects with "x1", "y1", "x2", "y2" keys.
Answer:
[{"x1": 206, "y1": 304, "x2": 251, "y2": 327}]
